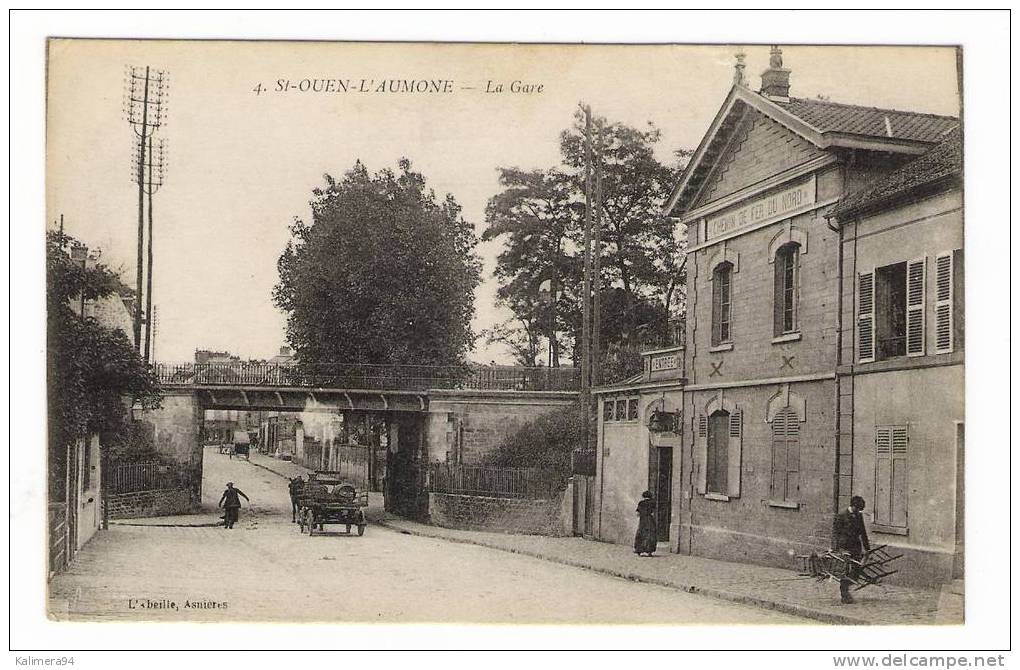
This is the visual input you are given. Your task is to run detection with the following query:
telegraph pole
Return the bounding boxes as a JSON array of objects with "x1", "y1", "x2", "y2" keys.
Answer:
[
  {"x1": 580, "y1": 104, "x2": 594, "y2": 449},
  {"x1": 142, "y1": 137, "x2": 167, "y2": 363},
  {"x1": 125, "y1": 65, "x2": 167, "y2": 354},
  {"x1": 592, "y1": 123, "x2": 604, "y2": 387}
]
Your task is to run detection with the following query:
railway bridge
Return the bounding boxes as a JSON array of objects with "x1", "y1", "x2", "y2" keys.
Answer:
[{"x1": 140, "y1": 362, "x2": 579, "y2": 518}]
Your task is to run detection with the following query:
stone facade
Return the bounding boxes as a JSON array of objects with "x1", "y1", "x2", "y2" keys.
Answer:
[
  {"x1": 428, "y1": 491, "x2": 572, "y2": 536},
  {"x1": 596, "y1": 388, "x2": 683, "y2": 547},
  {"x1": 425, "y1": 390, "x2": 577, "y2": 464},
  {"x1": 592, "y1": 55, "x2": 961, "y2": 586},
  {"x1": 106, "y1": 488, "x2": 195, "y2": 519},
  {"x1": 699, "y1": 111, "x2": 824, "y2": 204},
  {"x1": 134, "y1": 390, "x2": 204, "y2": 501}
]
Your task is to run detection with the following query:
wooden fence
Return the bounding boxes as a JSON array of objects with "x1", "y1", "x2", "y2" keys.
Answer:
[
  {"x1": 48, "y1": 503, "x2": 68, "y2": 577},
  {"x1": 427, "y1": 463, "x2": 564, "y2": 499}
]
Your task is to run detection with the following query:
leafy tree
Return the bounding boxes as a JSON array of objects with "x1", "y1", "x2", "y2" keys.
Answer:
[
  {"x1": 482, "y1": 168, "x2": 580, "y2": 367},
  {"x1": 47, "y1": 231, "x2": 162, "y2": 495},
  {"x1": 481, "y1": 320, "x2": 542, "y2": 368},
  {"x1": 273, "y1": 160, "x2": 482, "y2": 367},
  {"x1": 484, "y1": 112, "x2": 690, "y2": 380},
  {"x1": 560, "y1": 112, "x2": 684, "y2": 346}
]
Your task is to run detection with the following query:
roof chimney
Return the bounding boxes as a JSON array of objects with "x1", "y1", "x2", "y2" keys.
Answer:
[
  {"x1": 733, "y1": 50, "x2": 749, "y2": 88},
  {"x1": 760, "y1": 45, "x2": 791, "y2": 102}
]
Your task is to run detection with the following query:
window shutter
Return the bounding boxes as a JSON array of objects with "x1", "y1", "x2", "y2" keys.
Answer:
[
  {"x1": 770, "y1": 411, "x2": 787, "y2": 501},
  {"x1": 890, "y1": 427, "x2": 909, "y2": 527},
  {"x1": 787, "y1": 414, "x2": 800, "y2": 501},
  {"x1": 906, "y1": 258, "x2": 926, "y2": 356},
  {"x1": 934, "y1": 252, "x2": 954, "y2": 354},
  {"x1": 727, "y1": 409, "x2": 742, "y2": 498},
  {"x1": 874, "y1": 427, "x2": 892, "y2": 525},
  {"x1": 771, "y1": 408, "x2": 801, "y2": 502},
  {"x1": 695, "y1": 416, "x2": 708, "y2": 494},
  {"x1": 858, "y1": 272, "x2": 875, "y2": 363}
]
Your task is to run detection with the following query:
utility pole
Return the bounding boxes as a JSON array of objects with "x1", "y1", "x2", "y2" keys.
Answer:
[
  {"x1": 125, "y1": 65, "x2": 168, "y2": 354},
  {"x1": 141, "y1": 137, "x2": 167, "y2": 363},
  {"x1": 151, "y1": 305, "x2": 159, "y2": 363},
  {"x1": 592, "y1": 123, "x2": 604, "y2": 388},
  {"x1": 580, "y1": 104, "x2": 594, "y2": 450}
]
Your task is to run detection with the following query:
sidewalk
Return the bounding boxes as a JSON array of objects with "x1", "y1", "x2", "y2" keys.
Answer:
[
  {"x1": 246, "y1": 452, "x2": 962, "y2": 625},
  {"x1": 376, "y1": 517, "x2": 963, "y2": 626}
]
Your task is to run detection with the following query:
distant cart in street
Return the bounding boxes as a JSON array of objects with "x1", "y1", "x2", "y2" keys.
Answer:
[
  {"x1": 230, "y1": 430, "x2": 251, "y2": 460},
  {"x1": 295, "y1": 471, "x2": 368, "y2": 537}
]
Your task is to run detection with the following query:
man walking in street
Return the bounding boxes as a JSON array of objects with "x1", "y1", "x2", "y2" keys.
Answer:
[
  {"x1": 831, "y1": 495, "x2": 871, "y2": 604},
  {"x1": 218, "y1": 482, "x2": 250, "y2": 529}
]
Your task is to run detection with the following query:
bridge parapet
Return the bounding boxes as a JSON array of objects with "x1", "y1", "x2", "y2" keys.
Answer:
[{"x1": 153, "y1": 362, "x2": 579, "y2": 393}]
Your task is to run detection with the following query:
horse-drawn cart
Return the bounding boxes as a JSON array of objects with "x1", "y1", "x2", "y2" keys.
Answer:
[{"x1": 295, "y1": 471, "x2": 368, "y2": 537}]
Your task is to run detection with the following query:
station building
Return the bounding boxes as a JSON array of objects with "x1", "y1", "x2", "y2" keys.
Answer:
[{"x1": 593, "y1": 48, "x2": 961, "y2": 586}]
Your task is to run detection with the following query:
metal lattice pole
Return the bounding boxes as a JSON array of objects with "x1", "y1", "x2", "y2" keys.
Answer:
[{"x1": 124, "y1": 65, "x2": 168, "y2": 355}]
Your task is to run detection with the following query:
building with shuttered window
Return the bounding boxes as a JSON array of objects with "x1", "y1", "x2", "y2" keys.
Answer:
[
  {"x1": 828, "y1": 131, "x2": 963, "y2": 585},
  {"x1": 591, "y1": 47, "x2": 961, "y2": 586}
]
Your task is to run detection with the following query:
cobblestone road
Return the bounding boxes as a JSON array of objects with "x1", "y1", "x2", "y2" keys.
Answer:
[{"x1": 48, "y1": 447, "x2": 809, "y2": 625}]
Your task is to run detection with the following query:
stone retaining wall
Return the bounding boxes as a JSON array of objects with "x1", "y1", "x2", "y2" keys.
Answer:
[
  {"x1": 107, "y1": 488, "x2": 195, "y2": 519},
  {"x1": 428, "y1": 491, "x2": 571, "y2": 536}
]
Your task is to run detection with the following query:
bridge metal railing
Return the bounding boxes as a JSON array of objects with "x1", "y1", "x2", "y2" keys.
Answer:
[{"x1": 153, "y1": 362, "x2": 579, "y2": 392}]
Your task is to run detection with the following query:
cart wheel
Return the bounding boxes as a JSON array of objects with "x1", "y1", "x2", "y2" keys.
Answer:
[{"x1": 357, "y1": 525, "x2": 366, "y2": 536}]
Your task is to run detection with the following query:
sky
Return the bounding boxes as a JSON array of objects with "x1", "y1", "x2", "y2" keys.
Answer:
[{"x1": 46, "y1": 41, "x2": 960, "y2": 363}]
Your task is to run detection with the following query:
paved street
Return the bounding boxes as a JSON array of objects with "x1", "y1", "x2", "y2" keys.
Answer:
[{"x1": 48, "y1": 446, "x2": 808, "y2": 624}]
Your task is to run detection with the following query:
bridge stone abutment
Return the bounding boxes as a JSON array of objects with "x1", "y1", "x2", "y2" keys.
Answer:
[
  {"x1": 134, "y1": 390, "x2": 204, "y2": 500},
  {"x1": 424, "y1": 390, "x2": 578, "y2": 464}
]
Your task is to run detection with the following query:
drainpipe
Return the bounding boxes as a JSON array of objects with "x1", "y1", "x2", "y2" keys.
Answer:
[
  {"x1": 827, "y1": 152, "x2": 854, "y2": 513},
  {"x1": 685, "y1": 245, "x2": 698, "y2": 555}
]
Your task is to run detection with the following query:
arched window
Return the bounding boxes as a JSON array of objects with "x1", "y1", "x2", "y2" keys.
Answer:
[
  {"x1": 770, "y1": 407, "x2": 800, "y2": 502},
  {"x1": 774, "y1": 242, "x2": 800, "y2": 336},
  {"x1": 712, "y1": 262, "x2": 733, "y2": 346}
]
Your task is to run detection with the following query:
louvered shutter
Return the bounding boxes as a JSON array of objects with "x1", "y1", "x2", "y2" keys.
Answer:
[
  {"x1": 771, "y1": 408, "x2": 801, "y2": 502},
  {"x1": 875, "y1": 426, "x2": 909, "y2": 528},
  {"x1": 934, "y1": 253, "x2": 954, "y2": 354},
  {"x1": 787, "y1": 414, "x2": 800, "y2": 501},
  {"x1": 695, "y1": 415, "x2": 708, "y2": 494},
  {"x1": 770, "y1": 410, "x2": 787, "y2": 501},
  {"x1": 874, "y1": 427, "x2": 892, "y2": 525},
  {"x1": 890, "y1": 427, "x2": 909, "y2": 527},
  {"x1": 727, "y1": 409, "x2": 742, "y2": 498},
  {"x1": 858, "y1": 272, "x2": 875, "y2": 363},
  {"x1": 906, "y1": 258, "x2": 926, "y2": 356}
]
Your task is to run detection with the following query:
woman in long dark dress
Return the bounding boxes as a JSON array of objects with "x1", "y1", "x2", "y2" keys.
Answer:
[{"x1": 634, "y1": 490, "x2": 658, "y2": 556}]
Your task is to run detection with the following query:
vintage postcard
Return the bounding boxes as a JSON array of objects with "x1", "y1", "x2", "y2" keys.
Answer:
[{"x1": 43, "y1": 37, "x2": 966, "y2": 629}]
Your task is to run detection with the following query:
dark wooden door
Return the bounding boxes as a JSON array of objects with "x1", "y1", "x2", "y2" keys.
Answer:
[{"x1": 648, "y1": 446, "x2": 672, "y2": 542}]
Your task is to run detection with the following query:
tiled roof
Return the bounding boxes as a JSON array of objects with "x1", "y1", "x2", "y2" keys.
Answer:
[
  {"x1": 775, "y1": 97, "x2": 959, "y2": 143},
  {"x1": 830, "y1": 130, "x2": 962, "y2": 218}
]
